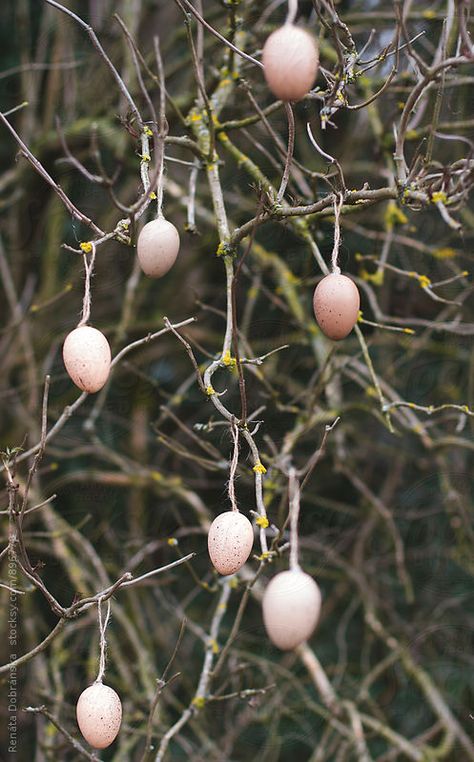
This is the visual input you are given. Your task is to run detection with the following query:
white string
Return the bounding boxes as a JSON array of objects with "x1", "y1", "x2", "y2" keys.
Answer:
[
  {"x1": 286, "y1": 0, "x2": 298, "y2": 25},
  {"x1": 95, "y1": 596, "x2": 111, "y2": 684},
  {"x1": 154, "y1": 35, "x2": 166, "y2": 220},
  {"x1": 288, "y1": 468, "x2": 301, "y2": 570},
  {"x1": 228, "y1": 422, "x2": 240, "y2": 512},
  {"x1": 331, "y1": 193, "x2": 344, "y2": 275},
  {"x1": 78, "y1": 242, "x2": 96, "y2": 327},
  {"x1": 157, "y1": 161, "x2": 165, "y2": 219}
]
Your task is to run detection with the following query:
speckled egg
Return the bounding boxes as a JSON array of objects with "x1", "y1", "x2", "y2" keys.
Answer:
[
  {"x1": 137, "y1": 217, "x2": 180, "y2": 278},
  {"x1": 313, "y1": 273, "x2": 360, "y2": 340},
  {"x1": 76, "y1": 682, "x2": 122, "y2": 749},
  {"x1": 262, "y1": 25, "x2": 319, "y2": 102},
  {"x1": 208, "y1": 510, "x2": 254, "y2": 576},
  {"x1": 63, "y1": 325, "x2": 111, "y2": 393},
  {"x1": 263, "y1": 569, "x2": 321, "y2": 650}
]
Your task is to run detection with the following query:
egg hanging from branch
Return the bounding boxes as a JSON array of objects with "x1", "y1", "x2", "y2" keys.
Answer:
[
  {"x1": 76, "y1": 683, "x2": 122, "y2": 749},
  {"x1": 262, "y1": 25, "x2": 319, "y2": 102},
  {"x1": 313, "y1": 273, "x2": 360, "y2": 340},
  {"x1": 208, "y1": 510, "x2": 254, "y2": 576},
  {"x1": 63, "y1": 325, "x2": 112, "y2": 393},
  {"x1": 137, "y1": 218, "x2": 180, "y2": 278},
  {"x1": 263, "y1": 569, "x2": 321, "y2": 650}
]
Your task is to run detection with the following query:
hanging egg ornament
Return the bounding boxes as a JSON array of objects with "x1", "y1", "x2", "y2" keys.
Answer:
[
  {"x1": 137, "y1": 217, "x2": 180, "y2": 278},
  {"x1": 262, "y1": 25, "x2": 319, "y2": 102},
  {"x1": 263, "y1": 569, "x2": 321, "y2": 650},
  {"x1": 63, "y1": 325, "x2": 111, "y2": 393},
  {"x1": 76, "y1": 683, "x2": 122, "y2": 749},
  {"x1": 313, "y1": 273, "x2": 360, "y2": 340},
  {"x1": 208, "y1": 510, "x2": 254, "y2": 576}
]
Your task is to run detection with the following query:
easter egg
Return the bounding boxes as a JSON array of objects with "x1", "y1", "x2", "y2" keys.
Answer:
[
  {"x1": 313, "y1": 273, "x2": 360, "y2": 340},
  {"x1": 262, "y1": 25, "x2": 319, "y2": 102},
  {"x1": 208, "y1": 510, "x2": 254, "y2": 576},
  {"x1": 262, "y1": 569, "x2": 321, "y2": 650},
  {"x1": 63, "y1": 325, "x2": 111, "y2": 393},
  {"x1": 137, "y1": 218, "x2": 180, "y2": 278},
  {"x1": 76, "y1": 683, "x2": 122, "y2": 749}
]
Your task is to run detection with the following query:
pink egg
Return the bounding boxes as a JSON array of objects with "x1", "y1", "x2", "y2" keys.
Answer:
[
  {"x1": 76, "y1": 683, "x2": 122, "y2": 749},
  {"x1": 262, "y1": 25, "x2": 319, "y2": 102},
  {"x1": 313, "y1": 273, "x2": 360, "y2": 340},
  {"x1": 263, "y1": 569, "x2": 321, "y2": 650},
  {"x1": 63, "y1": 325, "x2": 111, "y2": 393},
  {"x1": 208, "y1": 511, "x2": 254, "y2": 576},
  {"x1": 137, "y1": 218, "x2": 180, "y2": 278}
]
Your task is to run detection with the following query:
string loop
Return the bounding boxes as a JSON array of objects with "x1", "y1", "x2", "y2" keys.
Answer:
[
  {"x1": 95, "y1": 596, "x2": 111, "y2": 683},
  {"x1": 78, "y1": 242, "x2": 96, "y2": 327},
  {"x1": 286, "y1": 0, "x2": 298, "y2": 25},
  {"x1": 331, "y1": 192, "x2": 344, "y2": 275},
  {"x1": 228, "y1": 422, "x2": 240, "y2": 512}
]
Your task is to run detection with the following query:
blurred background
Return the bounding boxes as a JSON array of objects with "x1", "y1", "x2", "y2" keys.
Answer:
[{"x1": 0, "y1": 1, "x2": 473, "y2": 760}]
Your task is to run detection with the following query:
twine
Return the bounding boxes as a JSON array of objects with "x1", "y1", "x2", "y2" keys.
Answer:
[
  {"x1": 78, "y1": 242, "x2": 96, "y2": 327},
  {"x1": 95, "y1": 596, "x2": 111, "y2": 684},
  {"x1": 228, "y1": 422, "x2": 240, "y2": 512},
  {"x1": 286, "y1": 0, "x2": 298, "y2": 25},
  {"x1": 331, "y1": 193, "x2": 344, "y2": 275},
  {"x1": 289, "y1": 468, "x2": 301, "y2": 570}
]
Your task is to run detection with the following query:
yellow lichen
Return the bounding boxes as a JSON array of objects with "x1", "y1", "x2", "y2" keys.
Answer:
[
  {"x1": 222, "y1": 350, "x2": 236, "y2": 368},
  {"x1": 418, "y1": 274, "x2": 431, "y2": 289},
  {"x1": 432, "y1": 247, "x2": 456, "y2": 260},
  {"x1": 359, "y1": 267, "x2": 384, "y2": 286},
  {"x1": 384, "y1": 201, "x2": 408, "y2": 229},
  {"x1": 431, "y1": 190, "x2": 447, "y2": 204}
]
